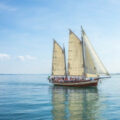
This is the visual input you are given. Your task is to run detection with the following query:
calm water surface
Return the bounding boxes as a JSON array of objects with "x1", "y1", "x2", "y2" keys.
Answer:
[{"x1": 0, "y1": 74, "x2": 120, "y2": 120}]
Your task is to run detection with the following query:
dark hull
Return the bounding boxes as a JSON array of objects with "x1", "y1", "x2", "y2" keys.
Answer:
[{"x1": 52, "y1": 80, "x2": 98, "y2": 87}]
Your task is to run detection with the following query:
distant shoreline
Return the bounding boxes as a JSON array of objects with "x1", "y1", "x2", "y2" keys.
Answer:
[
  {"x1": 110, "y1": 73, "x2": 120, "y2": 75},
  {"x1": 0, "y1": 73, "x2": 119, "y2": 75},
  {"x1": 0, "y1": 74, "x2": 50, "y2": 75}
]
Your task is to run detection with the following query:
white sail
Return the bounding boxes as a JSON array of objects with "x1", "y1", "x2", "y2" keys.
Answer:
[
  {"x1": 82, "y1": 27, "x2": 109, "y2": 77},
  {"x1": 84, "y1": 42, "x2": 98, "y2": 77},
  {"x1": 52, "y1": 40, "x2": 66, "y2": 76},
  {"x1": 68, "y1": 30, "x2": 84, "y2": 76}
]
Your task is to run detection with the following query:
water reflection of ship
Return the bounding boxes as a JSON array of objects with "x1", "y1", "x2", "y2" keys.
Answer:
[{"x1": 51, "y1": 86, "x2": 99, "y2": 120}]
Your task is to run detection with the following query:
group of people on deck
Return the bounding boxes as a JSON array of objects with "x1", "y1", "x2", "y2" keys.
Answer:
[{"x1": 48, "y1": 76, "x2": 95, "y2": 83}]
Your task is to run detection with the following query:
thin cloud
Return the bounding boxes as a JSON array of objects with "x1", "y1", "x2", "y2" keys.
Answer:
[
  {"x1": 0, "y1": 53, "x2": 10, "y2": 60},
  {"x1": 26, "y1": 55, "x2": 36, "y2": 60},
  {"x1": 18, "y1": 55, "x2": 36, "y2": 61},
  {"x1": 18, "y1": 56, "x2": 25, "y2": 61}
]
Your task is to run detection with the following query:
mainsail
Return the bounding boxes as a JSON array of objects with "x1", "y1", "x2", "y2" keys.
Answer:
[
  {"x1": 81, "y1": 27, "x2": 109, "y2": 77},
  {"x1": 68, "y1": 30, "x2": 84, "y2": 76},
  {"x1": 52, "y1": 40, "x2": 66, "y2": 76}
]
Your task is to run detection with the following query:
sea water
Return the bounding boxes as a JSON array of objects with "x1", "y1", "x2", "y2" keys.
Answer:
[{"x1": 0, "y1": 74, "x2": 120, "y2": 120}]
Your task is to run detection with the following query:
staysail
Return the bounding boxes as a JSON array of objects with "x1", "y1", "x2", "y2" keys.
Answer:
[
  {"x1": 52, "y1": 40, "x2": 66, "y2": 76},
  {"x1": 68, "y1": 30, "x2": 84, "y2": 76},
  {"x1": 81, "y1": 27, "x2": 109, "y2": 77}
]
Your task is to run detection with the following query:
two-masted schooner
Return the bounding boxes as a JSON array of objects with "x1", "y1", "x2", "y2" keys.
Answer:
[{"x1": 48, "y1": 27, "x2": 110, "y2": 87}]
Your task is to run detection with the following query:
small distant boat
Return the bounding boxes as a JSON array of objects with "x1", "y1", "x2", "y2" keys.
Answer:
[{"x1": 48, "y1": 27, "x2": 110, "y2": 87}]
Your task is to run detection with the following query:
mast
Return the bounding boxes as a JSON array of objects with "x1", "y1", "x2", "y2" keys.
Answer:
[
  {"x1": 63, "y1": 44, "x2": 67, "y2": 77},
  {"x1": 52, "y1": 39, "x2": 55, "y2": 76},
  {"x1": 81, "y1": 26, "x2": 86, "y2": 77}
]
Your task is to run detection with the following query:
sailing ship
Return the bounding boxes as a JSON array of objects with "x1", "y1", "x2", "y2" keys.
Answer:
[{"x1": 48, "y1": 27, "x2": 110, "y2": 87}]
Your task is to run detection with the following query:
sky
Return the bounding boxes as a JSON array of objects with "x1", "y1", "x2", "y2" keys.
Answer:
[{"x1": 0, "y1": 0, "x2": 120, "y2": 74}]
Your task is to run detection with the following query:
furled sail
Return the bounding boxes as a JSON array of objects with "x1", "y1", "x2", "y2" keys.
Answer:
[
  {"x1": 68, "y1": 30, "x2": 84, "y2": 76},
  {"x1": 81, "y1": 27, "x2": 109, "y2": 77},
  {"x1": 52, "y1": 40, "x2": 66, "y2": 76}
]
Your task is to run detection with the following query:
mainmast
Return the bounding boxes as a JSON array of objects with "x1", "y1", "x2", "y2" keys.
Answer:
[
  {"x1": 81, "y1": 26, "x2": 86, "y2": 77},
  {"x1": 63, "y1": 44, "x2": 67, "y2": 77}
]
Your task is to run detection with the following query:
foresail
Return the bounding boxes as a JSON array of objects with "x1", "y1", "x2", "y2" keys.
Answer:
[
  {"x1": 52, "y1": 40, "x2": 66, "y2": 76},
  {"x1": 68, "y1": 30, "x2": 84, "y2": 76},
  {"x1": 82, "y1": 28, "x2": 109, "y2": 76}
]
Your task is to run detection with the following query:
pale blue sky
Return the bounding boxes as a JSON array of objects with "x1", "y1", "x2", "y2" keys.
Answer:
[{"x1": 0, "y1": 0, "x2": 120, "y2": 74}]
